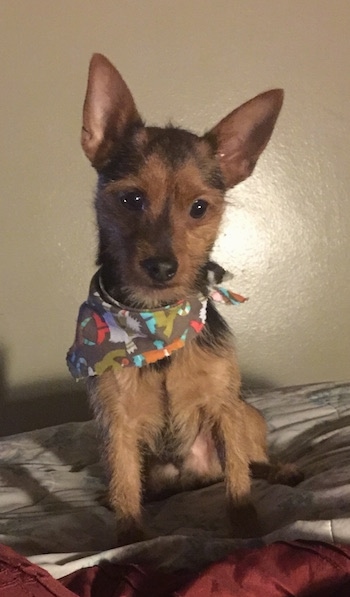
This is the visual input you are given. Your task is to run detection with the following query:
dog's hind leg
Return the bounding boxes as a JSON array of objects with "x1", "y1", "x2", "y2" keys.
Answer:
[{"x1": 243, "y1": 402, "x2": 304, "y2": 487}]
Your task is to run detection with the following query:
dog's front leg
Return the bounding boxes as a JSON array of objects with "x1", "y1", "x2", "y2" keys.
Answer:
[
  {"x1": 87, "y1": 369, "x2": 164, "y2": 544},
  {"x1": 217, "y1": 398, "x2": 261, "y2": 537}
]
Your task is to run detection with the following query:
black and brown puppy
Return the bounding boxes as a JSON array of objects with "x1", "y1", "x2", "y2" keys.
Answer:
[{"x1": 72, "y1": 54, "x2": 298, "y2": 544}]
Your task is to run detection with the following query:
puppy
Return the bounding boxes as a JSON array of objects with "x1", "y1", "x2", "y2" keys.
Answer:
[{"x1": 67, "y1": 54, "x2": 299, "y2": 544}]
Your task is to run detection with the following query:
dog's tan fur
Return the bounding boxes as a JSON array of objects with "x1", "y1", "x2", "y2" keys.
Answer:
[{"x1": 80, "y1": 54, "x2": 301, "y2": 544}]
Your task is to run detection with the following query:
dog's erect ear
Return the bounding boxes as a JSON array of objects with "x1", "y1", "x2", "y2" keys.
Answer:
[
  {"x1": 81, "y1": 54, "x2": 142, "y2": 166},
  {"x1": 208, "y1": 89, "x2": 284, "y2": 188}
]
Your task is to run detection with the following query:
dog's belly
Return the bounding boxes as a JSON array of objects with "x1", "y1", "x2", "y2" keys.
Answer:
[
  {"x1": 150, "y1": 415, "x2": 222, "y2": 469},
  {"x1": 144, "y1": 425, "x2": 223, "y2": 498},
  {"x1": 183, "y1": 429, "x2": 223, "y2": 475}
]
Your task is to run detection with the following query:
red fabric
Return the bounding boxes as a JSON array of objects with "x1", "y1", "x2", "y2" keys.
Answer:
[
  {"x1": 0, "y1": 543, "x2": 75, "y2": 597},
  {"x1": 62, "y1": 541, "x2": 350, "y2": 597},
  {"x1": 62, "y1": 564, "x2": 186, "y2": 597},
  {"x1": 173, "y1": 542, "x2": 350, "y2": 597},
  {"x1": 1, "y1": 541, "x2": 350, "y2": 597}
]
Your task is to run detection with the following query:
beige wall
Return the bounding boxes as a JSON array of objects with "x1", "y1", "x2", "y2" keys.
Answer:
[{"x1": 1, "y1": 1, "x2": 350, "y2": 433}]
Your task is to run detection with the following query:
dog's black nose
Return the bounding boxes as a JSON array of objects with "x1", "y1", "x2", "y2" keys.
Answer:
[{"x1": 140, "y1": 257, "x2": 178, "y2": 283}]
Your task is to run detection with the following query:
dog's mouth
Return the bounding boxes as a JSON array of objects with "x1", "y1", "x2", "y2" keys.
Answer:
[
  {"x1": 128, "y1": 269, "x2": 203, "y2": 309},
  {"x1": 125, "y1": 256, "x2": 207, "y2": 309},
  {"x1": 99, "y1": 255, "x2": 203, "y2": 310},
  {"x1": 131, "y1": 279, "x2": 186, "y2": 308},
  {"x1": 143, "y1": 279, "x2": 177, "y2": 290},
  {"x1": 99, "y1": 268, "x2": 188, "y2": 310}
]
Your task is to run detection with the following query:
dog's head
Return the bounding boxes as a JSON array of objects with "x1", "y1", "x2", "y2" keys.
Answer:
[{"x1": 82, "y1": 54, "x2": 283, "y2": 308}]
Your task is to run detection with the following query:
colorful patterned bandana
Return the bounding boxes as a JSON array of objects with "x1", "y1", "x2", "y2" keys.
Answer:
[{"x1": 67, "y1": 271, "x2": 208, "y2": 379}]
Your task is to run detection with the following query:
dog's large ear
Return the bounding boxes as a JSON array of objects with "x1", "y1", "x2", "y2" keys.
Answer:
[
  {"x1": 207, "y1": 89, "x2": 283, "y2": 188},
  {"x1": 81, "y1": 53, "x2": 142, "y2": 167}
]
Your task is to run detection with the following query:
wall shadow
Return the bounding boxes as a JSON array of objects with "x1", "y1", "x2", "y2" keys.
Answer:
[
  {"x1": 0, "y1": 379, "x2": 90, "y2": 437},
  {"x1": 0, "y1": 351, "x2": 90, "y2": 438},
  {"x1": 241, "y1": 373, "x2": 275, "y2": 391},
  {"x1": 0, "y1": 345, "x2": 91, "y2": 437},
  {"x1": 0, "y1": 344, "x2": 275, "y2": 438}
]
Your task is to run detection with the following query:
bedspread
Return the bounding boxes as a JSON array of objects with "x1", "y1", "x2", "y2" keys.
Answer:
[{"x1": 0, "y1": 382, "x2": 350, "y2": 579}]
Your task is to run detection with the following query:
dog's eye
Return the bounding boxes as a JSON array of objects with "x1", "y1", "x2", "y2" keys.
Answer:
[
  {"x1": 120, "y1": 190, "x2": 145, "y2": 211},
  {"x1": 190, "y1": 199, "x2": 208, "y2": 219}
]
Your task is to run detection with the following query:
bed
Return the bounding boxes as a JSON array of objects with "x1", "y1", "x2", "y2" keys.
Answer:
[{"x1": 1, "y1": 382, "x2": 350, "y2": 595}]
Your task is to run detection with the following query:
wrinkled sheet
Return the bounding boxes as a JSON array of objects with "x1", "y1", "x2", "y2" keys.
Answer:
[{"x1": 0, "y1": 382, "x2": 350, "y2": 579}]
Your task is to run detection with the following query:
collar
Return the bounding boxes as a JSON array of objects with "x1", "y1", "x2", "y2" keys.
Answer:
[{"x1": 67, "y1": 271, "x2": 208, "y2": 379}]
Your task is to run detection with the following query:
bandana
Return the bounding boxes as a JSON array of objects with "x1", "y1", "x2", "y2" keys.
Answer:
[
  {"x1": 67, "y1": 272, "x2": 208, "y2": 379},
  {"x1": 67, "y1": 268, "x2": 247, "y2": 380}
]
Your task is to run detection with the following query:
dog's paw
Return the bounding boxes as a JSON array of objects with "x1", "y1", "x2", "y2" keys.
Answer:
[
  {"x1": 98, "y1": 494, "x2": 153, "y2": 544},
  {"x1": 116, "y1": 520, "x2": 153, "y2": 547},
  {"x1": 227, "y1": 501, "x2": 262, "y2": 538},
  {"x1": 268, "y1": 462, "x2": 304, "y2": 487},
  {"x1": 97, "y1": 491, "x2": 113, "y2": 510}
]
